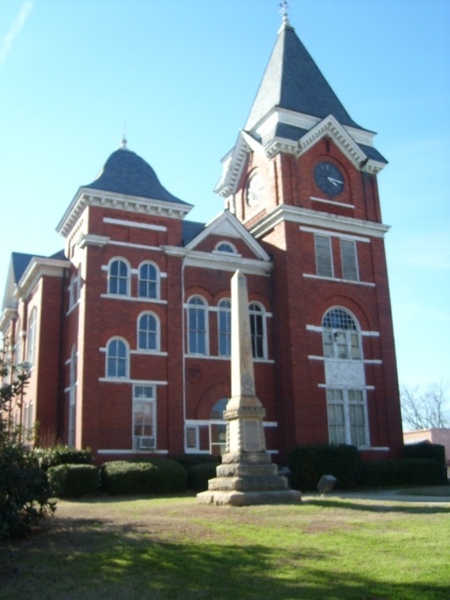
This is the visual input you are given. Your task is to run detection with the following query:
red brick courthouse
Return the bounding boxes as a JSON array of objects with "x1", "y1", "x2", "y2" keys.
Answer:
[{"x1": 1, "y1": 17, "x2": 403, "y2": 464}]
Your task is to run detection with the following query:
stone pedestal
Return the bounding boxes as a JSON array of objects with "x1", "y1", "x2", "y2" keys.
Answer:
[
  {"x1": 197, "y1": 270, "x2": 301, "y2": 506},
  {"x1": 197, "y1": 451, "x2": 301, "y2": 505}
]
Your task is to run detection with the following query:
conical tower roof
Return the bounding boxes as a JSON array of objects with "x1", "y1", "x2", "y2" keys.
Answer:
[
  {"x1": 84, "y1": 143, "x2": 189, "y2": 205},
  {"x1": 245, "y1": 20, "x2": 362, "y2": 132}
]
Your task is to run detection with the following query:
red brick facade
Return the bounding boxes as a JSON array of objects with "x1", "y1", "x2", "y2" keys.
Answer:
[{"x1": 0, "y1": 20, "x2": 404, "y2": 464}]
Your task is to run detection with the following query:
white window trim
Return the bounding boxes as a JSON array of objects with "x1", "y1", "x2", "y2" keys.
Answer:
[
  {"x1": 303, "y1": 273, "x2": 375, "y2": 287},
  {"x1": 310, "y1": 196, "x2": 355, "y2": 209},
  {"x1": 104, "y1": 337, "x2": 130, "y2": 380},
  {"x1": 249, "y1": 301, "x2": 269, "y2": 360},
  {"x1": 137, "y1": 260, "x2": 161, "y2": 300},
  {"x1": 325, "y1": 386, "x2": 371, "y2": 448},
  {"x1": 132, "y1": 384, "x2": 157, "y2": 452},
  {"x1": 107, "y1": 257, "x2": 131, "y2": 297},
  {"x1": 103, "y1": 217, "x2": 167, "y2": 232}
]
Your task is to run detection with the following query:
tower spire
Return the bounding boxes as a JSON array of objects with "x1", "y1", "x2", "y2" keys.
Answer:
[{"x1": 279, "y1": 0, "x2": 290, "y2": 27}]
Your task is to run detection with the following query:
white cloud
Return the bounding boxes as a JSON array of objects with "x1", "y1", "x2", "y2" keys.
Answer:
[{"x1": 0, "y1": 1, "x2": 34, "y2": 65}]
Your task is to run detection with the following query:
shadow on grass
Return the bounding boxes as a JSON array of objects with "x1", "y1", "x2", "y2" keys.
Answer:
[
  {"x1": 1, "y1": 515, "x2": 448, "y2": 600},
  {"x1": 304, "y1": 498, "x2": 450, "y2": 515}
]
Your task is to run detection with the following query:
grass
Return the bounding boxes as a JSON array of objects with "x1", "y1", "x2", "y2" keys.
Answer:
[{"x1": 1, "y1": 492, "x2": 449, "y2": 600}]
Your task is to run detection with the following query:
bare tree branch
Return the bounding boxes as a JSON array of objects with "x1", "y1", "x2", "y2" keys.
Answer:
[{"x1": 401, "y1": 382, "x2": 449, "y2": 430}]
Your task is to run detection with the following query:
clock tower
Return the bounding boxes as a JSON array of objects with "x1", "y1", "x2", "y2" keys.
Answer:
[{"x1": 215, "y1": 14, "x2": 403, "y2": 458}]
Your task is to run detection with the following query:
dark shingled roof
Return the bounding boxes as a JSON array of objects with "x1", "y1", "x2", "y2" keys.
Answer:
[
  {"x1": 11, "y1": 250, "x2": 66, "y2": 284},
  {"x1": 12, "y1": 252, "x2": 35, "y2": 284},
  {"x1": 83, "y1": 147, "x2": 190, "y2": 206},
  {"x1": 182, "y1": 220, "x2": 206, "y2": 245},
  {"x1": 245, "y1": 22, "x2": 362, "y2": 131},
  {"x1": 263, "y1": 123, "x2": 387, "y2": 164}
]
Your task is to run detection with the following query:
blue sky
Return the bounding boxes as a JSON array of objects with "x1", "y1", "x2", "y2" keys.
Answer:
[{"x1": 1, "y1": 0, "x2": 449, "y2": 391}]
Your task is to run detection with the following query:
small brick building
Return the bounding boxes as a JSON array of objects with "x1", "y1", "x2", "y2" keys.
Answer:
[{"x1": 0, "y1": 17, "x2": 403, "y2": 464}]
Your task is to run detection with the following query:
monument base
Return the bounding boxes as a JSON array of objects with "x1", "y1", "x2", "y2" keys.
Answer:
[
  {"x1": 197, "y1": 488, "x2": 301, "y2": 506},
  {"x1": 196, "y1": 451, "x2": 301, "y2": 506}
]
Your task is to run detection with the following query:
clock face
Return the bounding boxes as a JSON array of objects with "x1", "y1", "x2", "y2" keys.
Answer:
[
  {"x1": 314, "y1": 161, "x2": 345, "y2": 196},
  {"x1": 246, "y1": 173, "x2": 264, "y2": 207}
]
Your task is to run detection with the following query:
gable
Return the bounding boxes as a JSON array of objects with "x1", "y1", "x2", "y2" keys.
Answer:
[{"x1": 185, "y1": 211, "x2": 270, "y2": 262}]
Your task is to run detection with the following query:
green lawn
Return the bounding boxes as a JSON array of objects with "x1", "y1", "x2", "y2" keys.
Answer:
[{"x1": 1, "y1": 493, "x2": 449, "y2": 600}]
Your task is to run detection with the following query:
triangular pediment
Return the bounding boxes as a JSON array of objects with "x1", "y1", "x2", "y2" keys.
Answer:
[
  {"x1": 297, "y1": 114, "x2": 386, "y2": 173},
  {"x1": 185, "y1": 211, "x2": 270, "y2": 262}
]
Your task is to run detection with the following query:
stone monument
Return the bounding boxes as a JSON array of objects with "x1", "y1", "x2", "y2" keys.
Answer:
[{"x1": 197, "y1": 270, "x2": 301, "y2": 506}]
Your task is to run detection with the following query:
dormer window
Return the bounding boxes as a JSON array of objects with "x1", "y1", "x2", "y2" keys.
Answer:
[{"x1": 215, "y1": 241, "x2": 237, "y2": 254}]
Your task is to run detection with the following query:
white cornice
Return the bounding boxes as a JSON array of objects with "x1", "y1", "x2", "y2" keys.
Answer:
[
  {"x1": 184, "y1": 251, "x2": 272, "y2": 276},
  {"x1": 215, "y1": 112, "x2": 385, "y2": 200},
  {"x1": 162, "y1": 246, "x2": 272, "y2": 276},
  {"x1": 76, "y1": 234, "x2": 110, "y2": 249},
  {"x1": 249, "y1": 204, "x2": 389, "y2": 240},
  {"x1": 0, "y1": 307, "x2": 18, "y2": 333},
  {"x1": 255, "y1": 107, "x2": 376, "y2": 147},
  {"x1": 214, "y1": 133, "x2": 250, "y2": 197},
  {"x1": 16, "y1": 257, "x2": 70, "y2": 301},
  {"x1": 56, "y1": 188, "x2": 193, "y2": 238},
  {"x1": 296, "y1": 114, "x2": 386, "y2": 174}
]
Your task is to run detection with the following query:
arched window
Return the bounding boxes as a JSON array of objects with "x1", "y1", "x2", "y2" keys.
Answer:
[
  {"x1": 217, "y1": 299, "x2": 231, "y2": 356},
  {"x1": 108, "y1": 259, "x2": 129, "y2": 296},
  {"x1": 106, "y1": 338, "x2": 129, "y2": 378},
  {"x1": 216, "y1": 242, "x2": 237, "y2": 254},
  {"x1": 187, "y1": 296, "x2": 208, "y2": 355},
  {"x1": 137, "y1": 312, "x2": 159, "y2": 351},
  {"x1": 26, "y1": 307, "x2": 37, "y2": 365},
  {"x1": 138, "y1": 262, "x2": 159, "y2": 299},
  {"x1": 322, "y1": 307, "x2": 368, "y2": 447},
  {"x1": 249, "y1": 302, "x2": 266, "y2": 359},
  {"x1": 322, "y1": 308, "x2": 361, "y2": 360}
]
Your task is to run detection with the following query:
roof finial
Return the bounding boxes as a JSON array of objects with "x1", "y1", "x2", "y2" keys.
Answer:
[
  {"x1": 119, "y1": 122, "x2": 129, "y2": 150},
  {"x1": 279, "y1": 0, "x2": 290, "y2": 27}
]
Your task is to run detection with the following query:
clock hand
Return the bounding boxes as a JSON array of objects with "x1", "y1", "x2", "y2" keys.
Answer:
[{"x1": 327, "y1": 176, "x2": 343, "y2": 186}]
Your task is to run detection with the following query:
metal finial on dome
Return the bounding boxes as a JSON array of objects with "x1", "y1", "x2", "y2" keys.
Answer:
[
  {"x1": 279, "y1": 0, "x2": 290, "y2": 26},
  {"x1": 119, "y1": 122, "x2": 129, "y2": 150}
]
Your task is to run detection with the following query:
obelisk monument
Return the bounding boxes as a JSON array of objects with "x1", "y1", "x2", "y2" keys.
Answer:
[{"x1": 197, "y1": 270, "x2": 301, "y2": 506}]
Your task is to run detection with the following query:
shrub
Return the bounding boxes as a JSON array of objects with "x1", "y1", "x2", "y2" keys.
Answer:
[
  {"x1": 402, "y1": 443, "x2": 448, "y2": 484},
  {"x1": 0, "y1": 442, "x2": 56, "y2": 538},
  {"x1": 288, "y1": 445, "x2": 362, "y2": 491},
  {"x1": 101, "y1": 459, "x2": 188, "y2": 496},
  {"x1": 188, "y1": 462, "x2": 218, "y2": 492},
  {"x1": 48, "y1": 464, "x2": 99, "y2": 498},
  {"x1": 361, "y1": 458, "x2": 445, "y2": 487},
  {"x1": 32, "y1": 446, "x2": 92, "y2": 471}
]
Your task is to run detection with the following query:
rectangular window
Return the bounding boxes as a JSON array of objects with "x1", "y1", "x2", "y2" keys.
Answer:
[
  {"x1": 133, "y1": 386, "x2": 156, "y2": 450},
  {"x1": 315, "y1": 235, "x2": 333, "y2": 277},
  {"x1": 188, "y1": 304, "x2": 207, "y2": 355},
  {"x1": 326, "y1": 389, "x2": 345, "y2": 444},
  {"x1": 327, "y1": 388, "x2": 367, "y2": 447},
  {"x1": 340, "y1": 239, "x2": 359, "y2": 281},
  {"x1": 218, "y1": 308, "x2": 231, "y2": 357},
  {"x1": 348, "y1": 390, "x2": 366, "y2": 446}
]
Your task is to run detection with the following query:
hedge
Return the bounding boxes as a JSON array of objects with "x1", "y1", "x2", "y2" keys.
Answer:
[
  {"x1": 361, "y1": 458, "x2": 447, "y2": 488},
  {"x1": 47, "y1": 464, "x2": 99, "y2": 498},
  {"x1": 187, "y1": 462, "x2": 218, "y2": 492},
  {"x1": 32, "y1": 446, "x2": 92, "y2": 470},
  {"x1": 101, "y1": 459, "x2": 188, "y2": 495},
  {"x1": 288, "y1": 445, "x2": 362, "y2": 491},
  {"x1": 402, "y1": 442, "x2": 448, "y2": 484}
]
